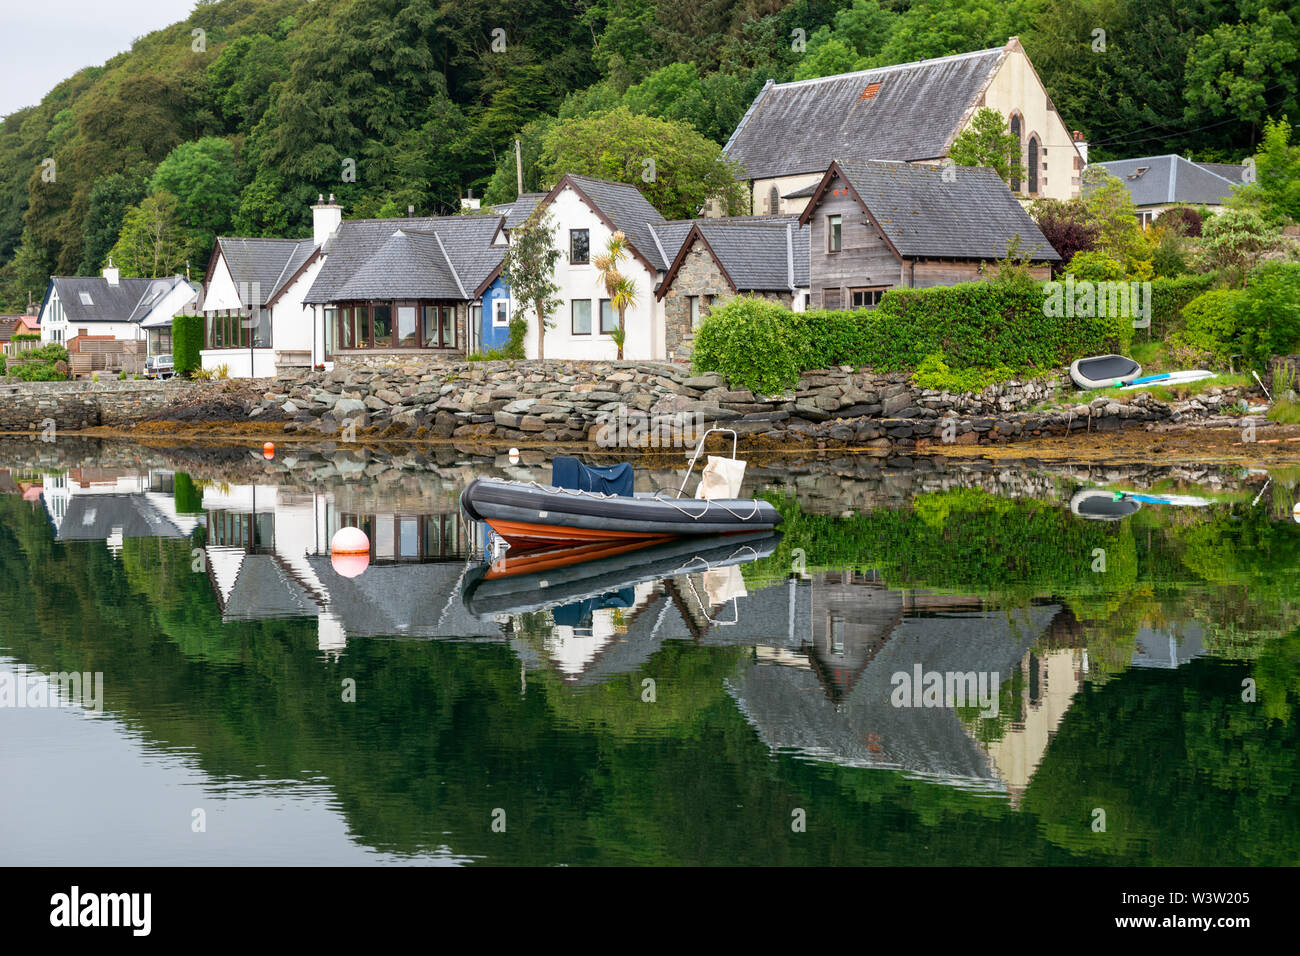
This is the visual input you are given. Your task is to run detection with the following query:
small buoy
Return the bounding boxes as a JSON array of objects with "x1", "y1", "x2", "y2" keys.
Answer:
[
  {"x1": 263, "y1": 441, "x2": 275, "y2": 459},
  {"x1": 1293, "y1": 502, "x2": 1300, "y2": 524},
  {"x1": 508, "y1": 446, "x2": 520, "y2": 464},
  {"x1": 330, "y1": 526, "x2": 371, "y2": 578}
]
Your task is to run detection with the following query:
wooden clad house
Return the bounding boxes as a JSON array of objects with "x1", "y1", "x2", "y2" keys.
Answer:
[{"x1": 797, "y1": 159, "x2": 1060, "y2": 308}]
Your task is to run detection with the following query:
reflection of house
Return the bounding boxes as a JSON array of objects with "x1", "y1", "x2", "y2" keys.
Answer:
[
  {"x1": 727, "y1": 580, "x2": 1065, "y2": 796},
  {"x1": 1128, "y1": 623, "x2": 1206, "y2": 669},
  {"x1": 42, "y1": 470, "x2": 200, "y2": 547}
]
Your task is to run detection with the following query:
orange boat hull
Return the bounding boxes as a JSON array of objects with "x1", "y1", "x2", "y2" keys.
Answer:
[{"x1": 485, "y1": 518, "x2": 674, "y2": 549}]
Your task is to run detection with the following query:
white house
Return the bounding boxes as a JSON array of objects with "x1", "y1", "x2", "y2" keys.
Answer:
[
  {"x1": 504, "y1": 174, "x2": 809, "y2": 362},
  {"x1": 198, "y1": 224, "x2": 325, "y2": 378},
  {"x1": 39, "y1": 265, "x2": 196, "y2": 351}
]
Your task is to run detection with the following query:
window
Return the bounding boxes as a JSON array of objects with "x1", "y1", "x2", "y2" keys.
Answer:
[
  {"x1": 441, "y1": 306, "x2": 455, "y2": 349},
  {"x1": 570, "y1": 229, "x2": 590, "y2": 264},
  {"x1": 599, "y1": 298, "x2": 617, "y2": 334},
  {"x1": 572, "y1": 299, "x2": 592, "y2": 335},
  {"x1": 324, "y1": 306, "x2": 337, "y2": 358},
  {"x1": 372, "y1": 303, "x2": 392, "y2": 348},
  {"x1": 768, "y1": 185, "x2": 780, "y2": 215},
  {"x1": 687, "y1": 296, "x2": 701, "y2": 331},
  {"x1": 493, "y1": 299, "x2": 509, "y2": 327},
  {"x1": 1009, "y1": 114, "x2": 1022, "y2": 191},
  {"x1": 421, "y1": 306, "x2": 438, "y2": 347},
  {"x1": 79, "y1": 291, "x2": 93, "y2": 306},
  {"x1": 250, "y1": 308, "x2": 271, "y2": 348},
  {"x1": 827, "y1": 214, "x2": 842, "y2": 252},
  {"x1": 850, "y1": 287, "x2": 886, "y2": 309},
  {"x1": 1028, "y1": 136, "x2": 1040, "y2": 194},
  {"x1": 338, "y1": 306, "x2": 359, "y2": 350},
  {"x1": 396, "y1": 304, "x2": 418, "y2": 347},
  {"x1": 470, "y1": 303, "x2": 482, "y2": 338}
]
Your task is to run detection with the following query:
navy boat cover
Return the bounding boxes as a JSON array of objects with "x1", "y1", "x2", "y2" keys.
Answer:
[
  {"x1": 551, "y1": 589, "x2": 635, "y2": 628},
  {"x1": 551, "y1": 456, "x2": 634, "y2": 496}
]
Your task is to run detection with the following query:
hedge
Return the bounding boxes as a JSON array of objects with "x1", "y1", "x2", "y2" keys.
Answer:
[
  {"x1": 693, "y1": 284, "x2": 1127, "y2": 394},
  {"x1": 172, "y1": 313, "x2": 203, "y2": 376},
  {"x1": 1176, "y1": 264, "x2": 1300, "y2": 368},
  {"x1": 1147, "y1": 273, "x2": 1217, "y2": 339}
]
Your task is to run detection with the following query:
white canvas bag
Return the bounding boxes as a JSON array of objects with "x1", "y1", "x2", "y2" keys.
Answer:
[{"x1": 695, "y1": 456, "x2": 746, "y2": 499}]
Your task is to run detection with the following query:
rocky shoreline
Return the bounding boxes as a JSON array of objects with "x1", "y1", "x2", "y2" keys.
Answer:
[
  {"x1": 1, "y1": 359, "x2": 1273, "y2": 451},
  {"x1": 234, "y1": 359, "x2": 1264, "y2": 450}
]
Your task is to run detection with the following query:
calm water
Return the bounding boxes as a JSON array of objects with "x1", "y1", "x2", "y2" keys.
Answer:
[{"x1": 1, "y1": 439, "x2": 1297, "y2": 866}]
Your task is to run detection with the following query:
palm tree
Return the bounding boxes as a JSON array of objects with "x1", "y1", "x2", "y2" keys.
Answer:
[{"x1": 594, "y1": 231, "x2": 636, "y2": 360}]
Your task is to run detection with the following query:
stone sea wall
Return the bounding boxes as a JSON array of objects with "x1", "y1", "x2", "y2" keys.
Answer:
[
  {"x1": 0, "y1": 380, "x2": 189, "y2": 431},
  {"x1": 256, "y1": 358, "x2": 1195, "y2": 449}
]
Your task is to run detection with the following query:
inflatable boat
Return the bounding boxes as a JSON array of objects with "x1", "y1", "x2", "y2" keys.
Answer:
[
  {"x1": 461, "y1": 477, "x2": 783, "y2": 546},
  {"x1": 460, "y1": 431, "x2": 781, "y2": 547},
  {"x1": 461, "y1": 532, "x2": 780, "y2": 619},
  {"x1": 1070, "y1": 354, "x2": 1142, "y2": 389}
]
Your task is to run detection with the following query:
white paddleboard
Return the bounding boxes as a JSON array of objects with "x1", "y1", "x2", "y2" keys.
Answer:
[{"x1": 1119, "y1": 370, "x2": 1216, "y2": 390}]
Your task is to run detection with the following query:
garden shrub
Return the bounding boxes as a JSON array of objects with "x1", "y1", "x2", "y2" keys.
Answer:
[
  {"x1": 693, "y1": 283, "x2": 1125, "y2": 393},
  {"x1": 172, "y1": 313, "x2": 203, "y2": 376},
  {"x1": 1177, "y1": 289, "x2": 1245, "y2": 363},
  {"x1": 1064, "y1": 250, "x2": 1127, "y2": 281},
  {"x1": 1176, "y1": 264, "x2": 1300, "y2": 368},
  {"x1": 1149, "y1": 273, "x2": 1217, "y2": 338}
]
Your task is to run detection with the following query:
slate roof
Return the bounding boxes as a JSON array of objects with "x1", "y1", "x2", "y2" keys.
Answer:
[
  {"x1": 214, "y1": 237, "x2": 317, "y2": 305},
  {"x1": 724, "y1": 47, "x2": 1007, "y2": 179},
  {"x1": 47, "y1": 275, "x2": 191, "y2": 324},
  {"x1": 726, "y1": 604, "x2": 1061, "y2": 790},
  {"x1": 560, "y1": 174, "x2": 669, "y2": 270},
  {"x1": 1089, "y1": 155, "x2": 1242, "y2": 207},
  {"x1": 57, "y1": 494, "x2": 188, "y2": 540},
  {"x1": 809, "y1": 160, "x2": 1060, "y2": 261},
  {"x1": 657, "y1": 216, "x2": 812, "y2": 293},
  {"x1": 303, "y1": 215, "x2": 505, "y2": 304},
  {"x1": 501, "y1": 193, "x2": 546, "y2": 230}
]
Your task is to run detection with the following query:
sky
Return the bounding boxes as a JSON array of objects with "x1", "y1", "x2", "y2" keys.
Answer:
[{"x1": 0, "y1": 0, "x2": 199, "y2": 117}]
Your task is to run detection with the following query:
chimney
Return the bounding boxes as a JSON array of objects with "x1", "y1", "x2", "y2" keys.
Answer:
[
  {"x1": 1073, "y1": 130, "x2": 1089, "y2": 165},
  {"x1": 102, "y1": 257, "x2": 119, "y2": 286},
  {"x1": 311, "y1": 193, "x2": 343, "y2": 246}
]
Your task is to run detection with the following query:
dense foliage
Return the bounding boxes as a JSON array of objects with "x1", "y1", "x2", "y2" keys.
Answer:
[
  {"x1": 171, "y1": 313, "x2": 203, "y2": 376},
  {"x1": 0, "y1": 0, "x2": 1294, "y2": 310},
  {"x1": 693, "y1": 287, "x2": 1125, "y2": 393}
]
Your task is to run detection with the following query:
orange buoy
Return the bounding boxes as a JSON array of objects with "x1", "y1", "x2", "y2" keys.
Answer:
[
  {"x1": 263, "y1": 441, "x2": 275, "y2": 459},
  {"x1": 330, "y1": 526, "x2": 371, "y2": 578}
]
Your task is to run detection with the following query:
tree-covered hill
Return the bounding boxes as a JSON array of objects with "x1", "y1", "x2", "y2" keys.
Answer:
[{"x1": 1, "y1": 0, "x2": 1294, "y2": 309}]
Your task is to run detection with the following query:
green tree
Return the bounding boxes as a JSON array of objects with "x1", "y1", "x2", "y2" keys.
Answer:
[
  {"x1": 623, "y1": 63, "x2": 711, "y2": 135},
  {"x1": 149, "y1": 137, "x2": 240, "y2": 251},
  {"x1": 108, "y1": 191, "x2": 190, "y2": 278},
  {"x1": 1080, "y1": 167, "x2": 1152, "y2": 276},
  {"x1": 1184, "y1": 7, "x2": 1300, "y2": 136},
  {"x1": 538, "y1": 107, "x2": 748, "y2": 218},
  {"x1": 500, "y1": 206, "x2": 562, "y2": 360},
  {"x1": 1196, "y1": 208, "x2": 1283, "y2": 285},
  {"x1": 793, "y1": 34, "x2": 866, "y2": 81},
  {"x1": 1234, "y1": 115, "x2": 1300, "y2": 225},
  {"x1": 949, "y1": 107, "x2": 1022, "y2": 183},
  {"x1": 77, "y1": 168, "x2": 150, "y2": 274}
]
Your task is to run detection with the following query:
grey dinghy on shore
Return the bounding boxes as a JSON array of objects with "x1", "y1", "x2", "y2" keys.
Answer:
[{"x1": 459, "y1": 476, "x2": 784, "y2": 546}]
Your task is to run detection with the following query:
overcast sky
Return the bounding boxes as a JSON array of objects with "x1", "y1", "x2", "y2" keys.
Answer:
[{"x1": 1, "y1": 0, "x2": 198, "y2": 117}]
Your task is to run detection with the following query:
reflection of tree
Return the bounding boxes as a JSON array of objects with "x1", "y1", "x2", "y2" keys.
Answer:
[
  {"x1": 2, "y1": 492, "x2": 1298, "y2": 865},
  {"x1": 1025, "y1": 660, "x2": 1300, "y2": 865}
]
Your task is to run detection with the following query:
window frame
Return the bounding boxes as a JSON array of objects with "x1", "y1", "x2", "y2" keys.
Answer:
[
  {"x1": 827, "y1": 214, "x2": 842, "y2": 253},
  {"x1": 571, "y1": 298, "x2": 592, "y2": 335},
  {"x1": 599, "y1": 298, "x2": 617, "y2": 335},
  {"x1": 569, "y1": 228, "x2": 590, "y2": 265},
  {"x1": 849, "y1": 286, "x2": 888, "y2": 310}
]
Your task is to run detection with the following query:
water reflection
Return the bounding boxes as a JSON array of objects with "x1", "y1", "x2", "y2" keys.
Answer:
[{"x1": 1, "y1": 447, "x2": 1297, "y2": 865}]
